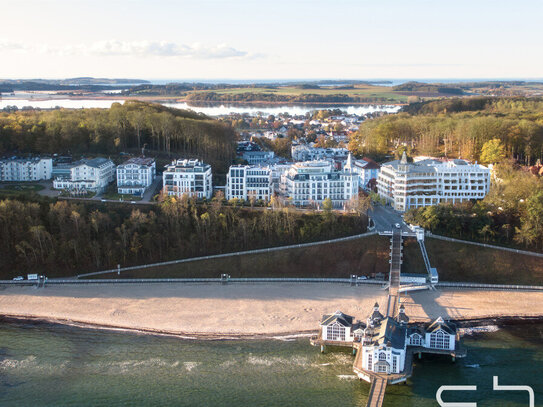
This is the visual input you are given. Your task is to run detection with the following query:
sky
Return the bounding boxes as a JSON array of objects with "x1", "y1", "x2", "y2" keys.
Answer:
[{"x1": 1, "y1": 0, "x2": 542, "y2": 80}]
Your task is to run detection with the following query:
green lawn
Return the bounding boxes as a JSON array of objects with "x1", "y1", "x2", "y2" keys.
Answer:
[{"x1": 102, "y1": 191, "x2": 142, "y2": 201}]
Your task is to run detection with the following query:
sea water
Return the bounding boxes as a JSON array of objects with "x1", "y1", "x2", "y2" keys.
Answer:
[{"x1": 1, "y1": 321, "x2": 541, "y2": 406}]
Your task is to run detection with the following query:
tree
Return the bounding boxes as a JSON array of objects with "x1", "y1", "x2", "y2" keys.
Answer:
[
  {"x1": 480, "y1": 138, "x2": 506, "y2": 164},
  {"x1": 322, "y1": 198, "x2": 334, "y2": 222}
]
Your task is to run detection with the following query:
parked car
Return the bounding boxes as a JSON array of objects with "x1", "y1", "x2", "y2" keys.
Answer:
[
  {"x1": 395, "y1": 223, "x2": 401, "y2": 229},
  {"x1": 12, "y1": 276, "x2": 24, "y2": 281},
  {"x1": 357, "y1": 276, "x2": 368, "y2": 280}
]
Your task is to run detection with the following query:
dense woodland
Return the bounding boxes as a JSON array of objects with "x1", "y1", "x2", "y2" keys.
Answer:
[
  {"x1": 404, "y1": 160, "x2": 543, "y2": 251},
  {"x1": 0, "y1": 196, "x2": 367, "y2": 279},
  {"x1": 349, "y1": 97, "x2": 543, "y2": 164},
  {"x1": 0, "y1": 101, "x2": 237, "y2": 172}
]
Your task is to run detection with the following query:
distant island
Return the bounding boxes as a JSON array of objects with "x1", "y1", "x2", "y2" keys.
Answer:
[{"x1": 3, "y1": 78, "x2": 543, "y2": 105}]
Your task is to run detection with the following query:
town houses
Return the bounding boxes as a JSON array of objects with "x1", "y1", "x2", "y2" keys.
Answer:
[{"x1": 377, "y1": 152, "x2": 491, "y2": 212}]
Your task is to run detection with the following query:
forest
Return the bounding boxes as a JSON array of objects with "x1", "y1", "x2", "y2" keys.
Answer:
[
  {"x1": 349, "y1": 97, "x2": 543, "y2": 164},
  {"x1": 0, "y1": 196, "x2": 367, "y2": 279},
  {"x1": 403, "y1": 160, "x2": 543, "y2": 251},
  {"x1": 0, "y1": 101, "x2": 237, "y2": 173}
]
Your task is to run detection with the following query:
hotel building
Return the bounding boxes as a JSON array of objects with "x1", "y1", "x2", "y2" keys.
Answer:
[
  {"x1": 279, "y1": 160, "x2": 358, "y2": 208},
  {"x1": 0, "y1": 157, "x2": 52, "y2": 181},
  {"x1": 53, "y1": 158, "x2": 115, "y2": 193},
  {"x1": 163, "y1": 159, "x2": 212, "y2": 200},
  {"x1": 116, "y1": 157, "x2": 156, "y2": 196},
  {"x1": 226, "y1": 165, "x2": 272, "y2": 202},
  {"x1": 377, "y1": 152, "x2": 490, "y2": 212}
]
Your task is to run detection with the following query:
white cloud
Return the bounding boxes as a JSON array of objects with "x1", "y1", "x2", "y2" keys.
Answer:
[{"x1": 0, "y1": 39, "x2": 254, "y2": 59}]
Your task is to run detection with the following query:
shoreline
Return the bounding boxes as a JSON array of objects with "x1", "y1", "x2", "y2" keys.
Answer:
[
  {"x1": 1, "y1": 283, "x2": 543, "y2": 340},
  {"x1": 1, "y1": 94, "x2": 407, "y2": 107},
  {"x1": 2, "y1": 313, "x2": 543, "y2": 341}
]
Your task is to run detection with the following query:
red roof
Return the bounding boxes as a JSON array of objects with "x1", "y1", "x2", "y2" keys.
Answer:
[{"x1": 362, "y1": 157, "x2": 381, "y2": 170}]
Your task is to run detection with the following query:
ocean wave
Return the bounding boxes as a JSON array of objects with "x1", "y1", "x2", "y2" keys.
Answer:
[
  {"x1": 459, "y1": 325, "x2": 499, "y2": 336},
  {"x1": 247, "y1": 355, "x2": 310, "y2": 367},
  {"x1": 0, "y1": 355, "x2": 37, "y2": 369},
  {"x1": 337, "y1": 374, "x2": 358, "y2": 380}
]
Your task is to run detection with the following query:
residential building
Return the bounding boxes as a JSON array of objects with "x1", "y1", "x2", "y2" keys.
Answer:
[
  {"x1": 226, "y1": 165, "x2": 272, "y2": 202},
  {"x1": 116, "y1": 157, "x2": 156, "y2": 196},
  {"x1": 163, "y1": 158, "x2": 212, "y2": 200},
  {"x1": 377, "y1": 152, "x2": 491, "y2": 212},
  {"x1": 237, "y1": 141, "x2": 275, "y2": 165},
  {"x1": 347, "y1": 157, "x2": 380, "y2": 190},
  {"x1": 53, "y1": 158, "x2": 115, "y2": 193},
  {"x1": 0, "y1": 157, "x2": 52, "y2": 181},
  {"x1": 291, "y1": 145, "x2": 349, "y2": 162},
  {"x1": 280, "y1": 160, "x2": 358, "y2": 208}
]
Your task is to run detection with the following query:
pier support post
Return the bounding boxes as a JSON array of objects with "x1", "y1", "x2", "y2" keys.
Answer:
[
  {"x1": 418, "y1": 352, "x2": 422, "y2": 359},
  {"x1": 451, "y1": 355, "x2": 455, "y2": 362},
  {"x1": 353, "y1": 347, "x2": 356, "y2": 356},
  {"x1": 320, "y1": 345, "x2": 325, "y2": 354}
]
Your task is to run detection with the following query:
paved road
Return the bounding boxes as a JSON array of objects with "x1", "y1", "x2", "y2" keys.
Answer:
[
  {"x1": 141, "y1": 175, "x2": 162, "y2": 202},
  {"x1": 369, "y1": 204, "x2": 410, "y2": 233}
]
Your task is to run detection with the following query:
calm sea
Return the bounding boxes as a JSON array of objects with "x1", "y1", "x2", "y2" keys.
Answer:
[{"x1": 0, "y1": 321, "x2": 541, "y2": 407}]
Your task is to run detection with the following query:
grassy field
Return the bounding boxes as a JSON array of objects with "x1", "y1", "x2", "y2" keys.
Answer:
[
  {"x1": 105, "y1": 234, "x2": 543, "y2": 285},
  {"x1": 113, "y1": 235, "x2": 392, "y2": 279},
  {"x1": 424, "y1": 238, "x2": 543, "y2": 285},
  {"x1": 185, "y1": 84, "x2": 410, "y2": 103},
  {"x1": 0, "y1": 183, "x2": 45, "y2": 199},
  {"x1": 401, "y1": 238, "x2": 427, "y2": 275}
]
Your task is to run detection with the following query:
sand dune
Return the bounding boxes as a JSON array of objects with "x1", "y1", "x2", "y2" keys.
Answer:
[{"x1": 1, "y1": 284, "x2": 542, "y2": 338}]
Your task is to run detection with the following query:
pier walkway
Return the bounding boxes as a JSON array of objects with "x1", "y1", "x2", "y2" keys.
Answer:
[
  {"x1": 366, "y1": 378, "x2": 387, "y2": 407},
  {"x1": 386, "y1": 227, "x2": 402, "y2": 318},
  {"x1": 363, "y1": 228, "x2": 403, "y2": 407}
]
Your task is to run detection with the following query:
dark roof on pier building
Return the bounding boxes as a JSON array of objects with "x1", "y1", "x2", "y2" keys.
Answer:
[
  {"x1": 321, "y1": 310, "x2": 354, "y2": 327},
  {"x1": 373, "y1": 317, "x2": 406, "y2": 349},
  {"x1": 426, "y1": 317, "x2": 456, "y2": 335}
]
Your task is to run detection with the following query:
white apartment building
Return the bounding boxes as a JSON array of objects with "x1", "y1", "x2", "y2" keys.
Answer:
[
  {"x1": 280, "y1": 160, "x2": 358, "y2": 208},
  {"x1": 226, "y1": 165, "x2": 272, "y2": 202},
  {"x1": 53, "y1": 158, "x2": 115, "y2": 193},
  {"x1": 163, "y1": 159, "x2": 212, "y2": 200},
  {"x1": 377, "y1": 152, "x2": 490, "y2": 212},
  {"x1": 346, "y1": 157, "x2": 380, "y2": 190},
  {"x1": 0, "y1": 157, "x2": 52, "y2": 181},
  {"x1": 291, "y1": 145, "x2": 349, "y2": 162},
  {"x1": 116, "y1": 157, "x2": 156, "y2": 196}
]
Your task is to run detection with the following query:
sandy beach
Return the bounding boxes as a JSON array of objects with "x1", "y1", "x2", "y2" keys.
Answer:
[{"x1": 1, "y1": 283, "x2": 542, "y2": 338}]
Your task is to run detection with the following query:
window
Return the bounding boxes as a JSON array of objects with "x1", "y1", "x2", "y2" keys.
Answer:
[
  {"x1": 410, "y1": 334, "x2": 421, "y2": 346},
  {"x1": 379, "y1": 352, "x2": 387, "y2": 361},
  {"x1": 367, "y1": 353, "x2": 372, "y2": 371},
  {"x1": 326, "y1": 323, "x2": 345, "y2": 341},
  {"x1": 392, "y1": 357, "x2": 397, "y2": 373},
  {"x1": 429, "y1": 330, "x2": 449, "y2": 349}
]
